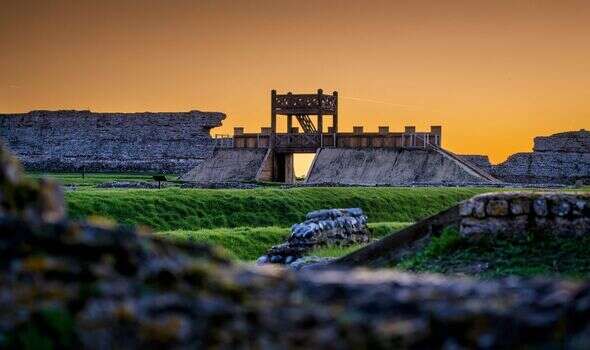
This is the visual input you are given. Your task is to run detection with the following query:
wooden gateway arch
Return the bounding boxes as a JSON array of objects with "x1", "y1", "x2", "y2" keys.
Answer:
[
  {"x1": 184, "y1": 88, "x2": 496, "y2": 185},
  {"x1": 228, "y1": 89, "x2": 443, "y2": 183}
]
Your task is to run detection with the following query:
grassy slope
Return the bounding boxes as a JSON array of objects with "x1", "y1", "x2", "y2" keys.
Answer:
[
  {"x1": 158, "y1": 222, "x2": 411, "y2": 261},
  {"x1": 66, "y1": 187, "x2": 488, "y2": 231},
  {"x1": 397, "y1": 228, "x2": 590, "y2": 278},
  {"x1": 28, "y1": 173, "x2": 162, "y2": 187}
]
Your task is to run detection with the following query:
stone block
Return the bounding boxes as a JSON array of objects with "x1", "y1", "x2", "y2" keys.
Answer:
[
  {"x1": 553, "y1": 201, "x2": 571, "y2": 217},
  {"x1": 533, "y1": 217, "x2": 554, "y2": 234},
  {"x1": 474, "y1": 200, "x2": 487, "y2": 218},
  {"x1": 510, "y1": 198, "x2": 531, "y2": 215},
  {"x1": 554, "y1": 217, "x2": 576, "y2": 237},
  {"x1": 512, "y1": 215, "x2": 530, "y2": 235},
  {"x1": 573, "y1": 200, "x2": 588, "y2": 216},
  {"x1": 572, "y1": 218, "x2": 590, "y2": 237},
  {"x1": 486, "y1": 199, "x2": 509, "y2": 216},
  {"x1": 459, "y1": 200, "x2": 474, "y2": 216},
  {"x1": 460, "y1": 217, "x2": 514, "y2": 240},
  {"x1": 533, "y1": 198, "x2": 548, "y2": 216}
]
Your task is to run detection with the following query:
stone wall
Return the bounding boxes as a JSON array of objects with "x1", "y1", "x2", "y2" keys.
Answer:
[
  {"x1": 0, "y1": 110, "x2": 225, "y2": 173},
  {"x1": 534, "y1": 130, "x2": 590, "y2": 153},
  {"x1": 460, "y1": 192, "x2": 590, "y2": 240},
  {"x1": 461, "y1": 130, "x2": 590, "y2": 184},
  {"x1": 179, "y1": 148, "x2": 268, "y2": 182},
  {"x1": 459, "y1": 155, "x2": 492, "y2": 172}
]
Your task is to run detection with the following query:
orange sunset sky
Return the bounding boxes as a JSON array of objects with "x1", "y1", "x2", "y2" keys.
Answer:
[{"x1": 1, "y1": 0, "x2": 589, "y2": 175}]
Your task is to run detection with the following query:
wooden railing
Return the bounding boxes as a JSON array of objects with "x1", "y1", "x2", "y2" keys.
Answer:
[
  {"x1": 273, "y1": 94, "x2": 337, "y2": 114},
  {"x1": 232, "y1": 131, "x2": 441, "y2": 150}
]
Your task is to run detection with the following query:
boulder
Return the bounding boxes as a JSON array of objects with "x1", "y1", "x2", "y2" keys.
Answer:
[{"x1": 258, "y1": 208, "x2": 369, "y2": 265}]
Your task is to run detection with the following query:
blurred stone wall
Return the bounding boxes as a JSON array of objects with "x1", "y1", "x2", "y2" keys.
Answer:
[
  {"x1": 460, "y1": 192, "x2": 590, "y2": 240},
  {"x1": 0, "y1": 110, "x2": 225, "y2": 173}
]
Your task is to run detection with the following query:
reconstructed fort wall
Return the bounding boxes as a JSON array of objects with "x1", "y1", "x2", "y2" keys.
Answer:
[
  {"x1": 305, "y1": 148, "x2": 493, "y2": 185},
  {"x1": 0, "y1": 110, "x2": 225, "y2": 173},
  {"x1": 179, "y1": 148, "x2": 268, "y2": 182},
  {"x1": 458, "y1": 155, "x2": 493, "y2": 173}
]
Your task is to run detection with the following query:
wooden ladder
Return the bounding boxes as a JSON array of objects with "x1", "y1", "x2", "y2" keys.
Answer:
[{"x1": 296, "y1": 115, "x2": 317, "y2": 133}]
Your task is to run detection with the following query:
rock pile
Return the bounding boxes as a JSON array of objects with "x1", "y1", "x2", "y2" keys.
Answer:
[
  {"x1": 3, "y1": 143, "x2": 590, "y2": 348},
  {"x1": 460, "y1": 192, "x2": 590, "y2": 240},
  {"x1": 257, "y1": 208, "x2": 369, "y2": 265}
]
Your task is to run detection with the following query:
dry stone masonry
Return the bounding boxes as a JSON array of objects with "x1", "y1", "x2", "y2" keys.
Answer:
[
  {"x1": 0, "y1": 110, "x2": 225, "y2": 173},
  {"x1": 257, "y1": 208, "x2": 369, "y2": 265},
  {"x1": 460, "y1": 192, "x2": 590, "y2": 240},
  {"x1": 3, "y1": 144, "x2": 590, "y2": 348},
  {"x1": 466, "y1": 130, "x2": 590, "y2": 185}
]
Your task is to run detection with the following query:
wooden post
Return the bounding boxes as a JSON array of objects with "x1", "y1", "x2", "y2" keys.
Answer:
[
  {"x1": 287, "y1": 115, "x2": 293, "y2": 133},
  {"x1": 332, "y1": 91, "x2": 338, "y2": 145},
  {"x1": 271, "y1": 90, "x2": 277, "y2": 148},
  {"x1": 317, "y1": 89, "x2": 323, "y2": 134}
]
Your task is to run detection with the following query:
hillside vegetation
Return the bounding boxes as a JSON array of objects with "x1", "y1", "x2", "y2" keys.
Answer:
[
  {"x1": 397, "y1": 228, "x2": 590, "y2": 279},
  {"x1": 66, "y1": 187, "x2": 488, "y2": 231},
  {"x1": 158, "y1": 222, "x2": 411, "y2": 260}
]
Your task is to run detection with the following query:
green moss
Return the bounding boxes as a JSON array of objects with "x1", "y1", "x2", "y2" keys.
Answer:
[{"x1": 397, "y1": 228, "x2": 590, "y2": 278}]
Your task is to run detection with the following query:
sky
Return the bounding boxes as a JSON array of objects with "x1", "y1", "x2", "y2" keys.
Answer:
[{"x1": 1, "y1": 0, "x2": 589, "y2": 175}]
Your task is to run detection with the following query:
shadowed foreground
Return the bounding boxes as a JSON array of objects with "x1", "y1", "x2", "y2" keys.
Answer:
[{"x1": 1, "y1": 143, "x2": 590, "y2": 349}]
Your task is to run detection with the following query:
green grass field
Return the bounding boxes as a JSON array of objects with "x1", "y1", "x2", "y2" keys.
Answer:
[
  {"x1": 28, "y1": 172, "x2": 171, "y2": 187},
  {"x1": 36, "y1": 171, "x2": 590, "y2": 273},
  {"x1": 66, "y1": 186, "x2": 482, "y2": 260},
  {"x1": 158, "y1": 222, "x2": 412, "y2": 260},
  {"x1": 66, "y1": 187, "x2": 488, "y2": 231}
]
